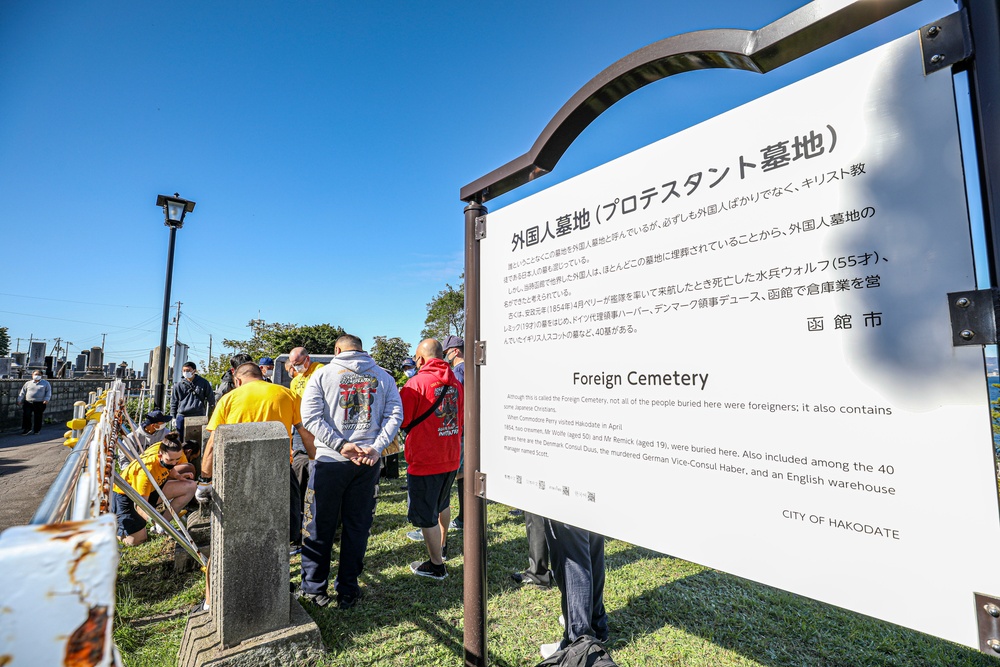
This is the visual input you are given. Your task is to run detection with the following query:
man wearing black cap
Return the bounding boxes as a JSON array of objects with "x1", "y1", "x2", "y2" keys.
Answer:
[
  {"x1": 171, "y1": 361, "x2": 215, "y2": 437},
  {"x1": 442, "y1": 336, "x2": 464, "y2": 385},
  {"x1": 123, "y1": 409, "x2": 170, "y2": 459},
  {"x1": 259, "y1": 357, "x2": 275, "y2": 382},
  {"x1": 442, "y1": 336, "x2": 465, "y2": 530}
]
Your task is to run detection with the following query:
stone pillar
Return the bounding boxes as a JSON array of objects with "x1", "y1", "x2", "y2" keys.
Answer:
[
  {"x1": 178, "y1": 421, "x2": 323, "y2": 666},
  {"x1": 211, "y1": 422, "x2": 287, "y2": 645},
  {"x1": 183, "y1": 416, "x2": 209, "y2": 448}
]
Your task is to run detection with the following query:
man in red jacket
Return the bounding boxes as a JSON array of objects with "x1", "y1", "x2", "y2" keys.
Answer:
[{"x1": 400, "y1": 338, "x2": 464, "y2": 579}]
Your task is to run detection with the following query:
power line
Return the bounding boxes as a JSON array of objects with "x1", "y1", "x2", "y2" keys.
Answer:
[
  {"x1": 0, "y1": 309, "x2": 161, "y2": 331},
  {"x1": 0, "y1": 291, "x2": 158, "y2": 309}
]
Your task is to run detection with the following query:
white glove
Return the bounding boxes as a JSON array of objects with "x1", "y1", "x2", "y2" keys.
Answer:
[{"x1": 195, "y1": 482, "x2": 214, "y2": 502}]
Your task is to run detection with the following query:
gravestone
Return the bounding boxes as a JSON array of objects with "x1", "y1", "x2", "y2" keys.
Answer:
[{"x1": 177, "y1": 421, "x2": 322, "y2": 666}]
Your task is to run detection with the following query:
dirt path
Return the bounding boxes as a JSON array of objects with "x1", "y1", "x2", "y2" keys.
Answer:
[{"x1": 0, "y1": 424, "x2": 72, "y2": 531}]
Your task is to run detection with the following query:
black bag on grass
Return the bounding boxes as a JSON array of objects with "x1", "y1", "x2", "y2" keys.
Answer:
[{"x1": 535, "y1": 635, "x2": 618, "y2": 667}]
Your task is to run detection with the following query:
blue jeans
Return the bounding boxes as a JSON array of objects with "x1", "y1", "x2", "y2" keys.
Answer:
[
  {"x1": 300, "y1": 459, "x2": 380, "y2": 599},
  {"x1": 544, "y1": 518, "x2": 608, "y2": 647}
]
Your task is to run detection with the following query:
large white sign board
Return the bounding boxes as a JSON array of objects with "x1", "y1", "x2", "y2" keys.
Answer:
[{"x1": 479, "y1": 32, "x2": 1000, "y2": 647}]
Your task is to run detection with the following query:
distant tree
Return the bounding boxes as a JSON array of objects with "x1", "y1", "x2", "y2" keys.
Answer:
[
  {"x1": 223, "y1": 320, "x2": 345, "y2": 359},
  {"x1": 0, "y1": 327, "x2": 9, "y2": 357},
  {"x1": 200, "y1": 352, "x2": 232, "y2": 387},
  {"x1": 266, "y1": 323, "x2": 345, "y2": 356},
  {"x1": 370, "y1": 336, "x2": 411, "y2": 385},
  {"x1": 222, "y1": 319, "x2": 287, "y2": 362},
  {"x1": 421, "y1": 274, "x2": 464, "y2": 340}
]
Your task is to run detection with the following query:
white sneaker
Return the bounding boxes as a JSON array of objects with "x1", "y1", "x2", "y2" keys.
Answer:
[
  {"x1": 540, "y1": 642, "x2": 561, "y2": 659},
  {"x1": 406, "y1": 529, "x2": 423, "y2": 541}
]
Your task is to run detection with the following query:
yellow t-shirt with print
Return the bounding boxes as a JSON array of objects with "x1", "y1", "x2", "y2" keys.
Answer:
[
  {"x1": 113, "y1": 447, "x2": 177, "y2": 497},
  {"x1": 289, "y1": 361, "x2": 324, "y2": 407},
  {"x1": 208, "y1": 379, "x2": 300, "y2": 441}
]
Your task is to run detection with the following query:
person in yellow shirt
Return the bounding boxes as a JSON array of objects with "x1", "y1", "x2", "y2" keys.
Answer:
[
  {"x1": 200, "y1": 363, "x2": 315, "y2": 503},
  {"x1": 287, "y1": 347, "x2": 324, "y2": 554},
  {"x1": 112, "y1": 432, "x2": 197, "y2": 546},
  {"x1": 288, "y1": 347, "x2": 324, "y2": 401}
]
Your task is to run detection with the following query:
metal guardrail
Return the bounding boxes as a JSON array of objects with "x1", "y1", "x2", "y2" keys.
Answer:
[
  {"x1": 30, "y1": 421, "x2": 97, "y2": 525},
  {"x1": 1, "y1": 381, "x2": 124, "y2": 667}
]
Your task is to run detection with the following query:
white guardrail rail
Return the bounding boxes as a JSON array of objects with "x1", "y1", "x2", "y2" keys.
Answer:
[{"x1": 0, "y1": 380, "x2": 127, "y2": 666}]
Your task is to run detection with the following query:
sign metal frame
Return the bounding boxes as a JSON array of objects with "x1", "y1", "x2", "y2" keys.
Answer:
[{"x1": 459, "y1": 1, "x2": 1000, "y2": 664}]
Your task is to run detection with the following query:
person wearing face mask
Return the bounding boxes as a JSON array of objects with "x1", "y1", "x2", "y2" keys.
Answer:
[
  {"x1": 401, "y1": 357, "x2": 417, "y2": 379},
  {"x1": 170, "y1": 361, "x2": 216, "y2": 437},
  {"x1": 441, "y1": 336, "x2": 466, "y2": 531},
  {"x1": 122, "y1": 409, "x2": 171, "y2": 458},
  {"x1": 112, "y1": 432, "x2": 197, "y2": 546},
  {"x1": 17, "y1": 371, "x2": 51, "y2": 435},
  {"x1": 259, "y1": 357, "x2": 275, "y2": 382}
]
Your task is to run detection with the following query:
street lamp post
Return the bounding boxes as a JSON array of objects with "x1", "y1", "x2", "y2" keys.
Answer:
[{"x1": 153, "y1": 193, "x2": 196, "y2": 411}]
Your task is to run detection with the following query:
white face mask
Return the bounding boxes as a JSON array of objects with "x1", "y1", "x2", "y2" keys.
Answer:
[
  {"x1": 293, "y1": 363, "x2": 306, "y2": 373},
  {"x1": 183, "y1": 371, "x2": 194, "y2": 379},
  {"x1": 32, "y1": 376, "x2": 41, "y2": 382},
  {"x1": 404, "y1": 368, "x2": 417, "y2": 378},
  {"x1": 263, "y1": 369, "x2": 273, "y2": 378}
]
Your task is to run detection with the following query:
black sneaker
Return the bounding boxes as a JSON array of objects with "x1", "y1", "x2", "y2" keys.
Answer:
[
  {"x1": 410, "y1": 559, "x2": 447, "y2": 580},
  {"x1": 511, "y1": 572, "x2": 552, "y2": 588},
  {"x1": 297, "y1": 588, "x2": 332, "y2": 607},
  {"x1": 337, "y1": 590, "x2": 364, "y2": 609}
]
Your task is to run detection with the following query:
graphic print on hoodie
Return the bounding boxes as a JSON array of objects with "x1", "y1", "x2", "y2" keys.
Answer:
[{"x1": 338, "y1": 373, "x2": 380, "y2": 428}]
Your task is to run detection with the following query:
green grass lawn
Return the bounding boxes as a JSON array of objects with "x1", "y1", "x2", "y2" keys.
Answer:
[{"x1": 115, "y1": 473, "x2": 998, "y2": 667}]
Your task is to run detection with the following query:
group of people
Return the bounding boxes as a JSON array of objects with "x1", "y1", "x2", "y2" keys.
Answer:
[{"x1": 110, "y1": 334, "x2": 605, "y2": 660}]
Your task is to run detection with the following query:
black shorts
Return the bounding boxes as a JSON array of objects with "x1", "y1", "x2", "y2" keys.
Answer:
[
  {"x1": 112, "y1": 491, "x2": 146, "y2": 538},
  {"x1": 407, "y1": 470, "x2": 458, "y2": 528}
]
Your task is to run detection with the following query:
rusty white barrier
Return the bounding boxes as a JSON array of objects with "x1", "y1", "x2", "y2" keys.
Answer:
[{"x1": 0, "y1": 381, "x2": 125, "y2": 667}]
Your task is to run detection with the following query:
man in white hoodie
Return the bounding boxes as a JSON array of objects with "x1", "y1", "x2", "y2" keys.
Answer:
[{"x1": 298, "y1": 334, "x2": 403, "y2": 608}]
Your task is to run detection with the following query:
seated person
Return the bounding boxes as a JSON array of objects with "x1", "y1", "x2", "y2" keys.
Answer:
[
  {"x1": 112, "y1": 432, "x2": 196, "y2": 546},
  {"x1": 182, "y1": 438, "x2": 202, "y2": 479}
]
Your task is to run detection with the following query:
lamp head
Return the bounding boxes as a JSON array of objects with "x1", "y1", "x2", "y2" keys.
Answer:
[{"x1": 155, "y1": 193, "x2": 196, "y2": 229}]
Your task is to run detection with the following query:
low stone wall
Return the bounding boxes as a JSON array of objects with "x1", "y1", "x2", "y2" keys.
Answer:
[{"x1": 0, "y1": 378, "x2": 145, "y2": 432}]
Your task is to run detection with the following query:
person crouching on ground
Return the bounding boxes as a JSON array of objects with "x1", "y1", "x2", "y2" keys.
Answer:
[{"x1": 112, "y1": 432, "x2": 197, "y2": 546}]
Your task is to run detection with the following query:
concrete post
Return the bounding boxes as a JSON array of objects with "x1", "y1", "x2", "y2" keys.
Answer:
[
  {"x1": 178, "y1": 421, "x2": 323, "y2": 666},
  {"x1": 182, "y1": 415, "x2": 209, "y2": 449},
  {"x1": 211, "y1": 422, "x2": 288, "y2": 645}
]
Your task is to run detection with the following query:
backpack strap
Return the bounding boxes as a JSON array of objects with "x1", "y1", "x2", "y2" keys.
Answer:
[{"x1": 402, "y1": 385, "x2": 452, "y2": 434}]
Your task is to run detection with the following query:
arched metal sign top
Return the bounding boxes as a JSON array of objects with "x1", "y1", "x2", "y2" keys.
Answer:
[{"x1": 460, "y1": 0, "x2": 922, "y2": 204}]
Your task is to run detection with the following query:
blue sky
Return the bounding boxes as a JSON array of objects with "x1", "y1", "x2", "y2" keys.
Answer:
[{"x1": 0, "y1": 0, "x2": 960, "y2": 369}]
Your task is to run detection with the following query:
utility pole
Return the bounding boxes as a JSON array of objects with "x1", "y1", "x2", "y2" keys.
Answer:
[
  {"x1": 101, "y1": 333, "x2": 107, "y2": 350},
  {"x1": 208, "y1": 334, "x2": 213, "y2": 371},
  {"x1": 172, "y1": 301, "x2": 182, "y2": 363},
  {"x1": 15, "y1": 337, "x2": 20, "y2": 353}
]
